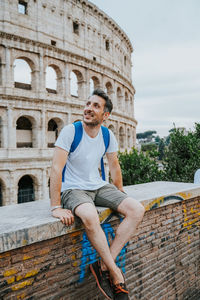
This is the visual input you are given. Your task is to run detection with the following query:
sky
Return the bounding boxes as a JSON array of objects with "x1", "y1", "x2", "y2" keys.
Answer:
[{"x1": 90, "y1": 0, "x2": 200, "y2": 137}]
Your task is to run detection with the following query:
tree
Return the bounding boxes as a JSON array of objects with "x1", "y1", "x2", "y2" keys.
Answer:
[
  {"x1": 162, "y1": 123, "x2": 200, "y2": 182},
  {"x1": 141, "y1": 143, "x2": 157, "y2": 152},
  {"x1": 119, "y1": 123, "x2": 200, "y2": 185},
  {"x1": 136, "y1": 130, "x2": 157, "y2": 142},
  {"x1": 154, "y1": 135, "x2": 161, "y2": 145},
  {"x1": 118, "y1": 148, "x2": 162, "y2": 185},
  {"x1": 158, "y1": 139, "x2": 165, "y2": 160}
]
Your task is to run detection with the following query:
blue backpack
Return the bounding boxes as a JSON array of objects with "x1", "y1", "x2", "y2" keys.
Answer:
[{"x1": 62, "y1": 121, "x2": 110, "y2": 182}]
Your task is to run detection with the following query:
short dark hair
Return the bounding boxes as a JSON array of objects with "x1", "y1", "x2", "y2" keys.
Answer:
[{"x1": 92, "y1": 89, "x2": 113, "y2": 113}]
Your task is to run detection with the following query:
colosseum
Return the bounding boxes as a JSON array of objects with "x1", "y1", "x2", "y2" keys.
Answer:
[{"x1": 0, "y1": 0, "x2": 137, "y2": 206}]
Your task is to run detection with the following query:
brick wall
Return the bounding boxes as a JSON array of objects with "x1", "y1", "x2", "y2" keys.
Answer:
[{"x1": 0, "y1": 196, "x2": 200, "y2": 300}]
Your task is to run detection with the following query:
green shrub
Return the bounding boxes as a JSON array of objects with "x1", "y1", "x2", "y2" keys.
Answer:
[{"x1": 118, "y1": 148, "x2": 163, "y2": 185}]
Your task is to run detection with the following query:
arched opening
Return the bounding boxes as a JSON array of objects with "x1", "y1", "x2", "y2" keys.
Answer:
[
  {"x1": 105, "y1": 82, "x2": 113, "y2": 100},
  {"x1": 70, "y1": 71, "x2": 78, "y2": 97},
  {"x1": 70, "y1": 70, "x2": 84, "y2": 98},
  {"x1": 125, "y1": 92, "x2": 129, "y2": 112},
  {"x1": 89, "y1": 78, "x2": 94, "y2": 95},
  {"x1": 14, "y1": 58, "x2": 32, "y2": 90},
  {"x1": 90, "y1": 76, "x2": 100, "y2": 95},
  {"x1": 108, "y1": 124, "x2": 116, "y2": 135},
  {"x1": 119, "y1": 127, "x2": 125, "y2": 149},
  {"x1": 18, "y1": 175, "x2": 35, "y2": 203},
  {"x1": 46, "y1": 66, "x2": 57, "y2": 94},
  {"x1": 16, "y1": 116, "x2": 32, "y2": 148},
  {"x1": 127, "y1": 128, "x2": 131, "y2": 148},
  {"x1": 117, "y1": 87, "x2": 122, "y2": 110},
  {"x1": 47, "y1": 119, "x2": 58, "y2": 148},
  {"x1": 48, "y1": 178, "x2": 50, "y2": 198}
]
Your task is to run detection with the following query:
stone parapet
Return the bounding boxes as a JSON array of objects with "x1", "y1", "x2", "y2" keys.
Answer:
[{"x1": 0, "y1": 182, "x2": 200, "y2": 299}]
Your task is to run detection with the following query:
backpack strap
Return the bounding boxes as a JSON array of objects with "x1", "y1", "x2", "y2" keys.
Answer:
[
  {"x1": 62, "y1": 121, "x2": 83, "y2": 182},
  {"x1": 70, "y1": 121, "x2": 83, "y2": 153},
  {"x1": 100, "y1": 126, "x2": 110, "y2": 181}
]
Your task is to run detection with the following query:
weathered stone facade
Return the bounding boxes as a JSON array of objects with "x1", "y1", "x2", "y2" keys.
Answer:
[{"x1": 0, "y1": 0, "x2": 137, "y2": 206}]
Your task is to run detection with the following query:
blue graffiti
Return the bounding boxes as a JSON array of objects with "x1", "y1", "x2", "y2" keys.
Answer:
[
  {"x1": 79, "y1": 219, "x2": 128, "y2": 282},
  {"x1": 150, "y1": 195, "x2": 184, "y2": 210}
]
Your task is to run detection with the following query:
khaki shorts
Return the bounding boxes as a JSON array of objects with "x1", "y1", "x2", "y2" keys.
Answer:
[{"x1": 61, "y1": 183, "x2": 127, "y2": 214}]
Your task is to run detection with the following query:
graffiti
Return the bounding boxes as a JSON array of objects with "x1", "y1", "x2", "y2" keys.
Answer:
[
  {"x1": 77, "y1": 195, "x2": 200, "y2": 282},
  {"x1": 182, "y1": 201, "x2": 200, "y2": 244},
  {"x1": 78, "y1": 219, "x2": 128, "y2": 282},
  {"x1": 146, "y1": 195, "x2": 185, "y2": 211},
  {"x1": 148, "y1": 194, "x2": 200, "y2": 245},
  {"x1": 183, "y1": 203, "x2": 200, "y2": 230}
]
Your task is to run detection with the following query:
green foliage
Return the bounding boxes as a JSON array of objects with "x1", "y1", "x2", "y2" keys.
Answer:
[
  {"x1": 141, "y1": 143, "x2": 157, "y2": 152},
  {"x1": 162, "y1": 123, "x2": 200, "y2": 182},
  {"x1": 154, "y1": 135, "x2": 161, "y2": 144},
  {"x1": 118, "y1": 148, "x2": 162, "y2": 185},
  {"x1": 158, "y1": 139, "x2": 165, "y2": 160},
  {"x1": 119, "y1": 123, "x2": 200, "y2": 185}
]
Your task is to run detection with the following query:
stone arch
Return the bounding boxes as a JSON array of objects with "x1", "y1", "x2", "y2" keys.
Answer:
[
  {"x1": 45, "y1": 63, "x2": 63, "y2": 94},
  {"x1": 46, "y1": 66, "x2": 57, "y2": 93},
  {"x1": 105, "y1": 81, "x2": 114, "y2": 100},
  {"x1": 47, "y1": 118, "x2": 64, "y2": 148},
  {"x1": 0, "y1": 178, "x2": 6, "y2": 206},
  {"x1": 90, "y1": 76, "x2": 100, "y2": 94},
  {"x1": 108, "y1": 124, "x2": 116, "y2": 135},
  {"x1": 117, "y1": 87, "x2": 123, "y2": 110},
  {"x1": 16, "y1": 115, "x2": 37, "y2": 148},
  {"x1": 17, "y1": 175, "x2": 35, "y2": 203},
  {"x1": 14, "y1": 58, "x2": 32, "y2": 90},
  {"x1": 125, "y1": 91, "x2": 129, "y2": 112},
  {"x1": 48, "y1": 177, "x2": 50, "y2": 198},
  {"x1": 11, "y1": 49, "x2": 39, "y2": 91},
  {"x1": 70, "y1": 69, "x2": 84, "y2": 98},
  {"x1": 119, "y1": 126, "x2": 125, "y2": 149}
]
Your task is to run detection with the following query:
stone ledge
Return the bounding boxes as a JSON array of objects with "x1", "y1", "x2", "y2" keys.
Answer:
[{"x1": 0, "y1": 181, "x2": 199, "y2": 253}]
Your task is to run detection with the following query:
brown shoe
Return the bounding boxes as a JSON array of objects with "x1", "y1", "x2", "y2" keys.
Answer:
[
  {"x1": 90, "y1": 260, "x2": 114, "y2": 300},
  {"x1": 113, "y1": 282, "x2": 129, "y2": 300}
]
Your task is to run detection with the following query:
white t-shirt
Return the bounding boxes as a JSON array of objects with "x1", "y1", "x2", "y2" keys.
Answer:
[{"x1": 55, "y1": 123, "x2": 118, "y2": 191}]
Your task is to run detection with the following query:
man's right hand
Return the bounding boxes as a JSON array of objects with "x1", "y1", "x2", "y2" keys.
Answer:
[{"x1": 52, "y1": 208, "x2": 74, "y2": 226}]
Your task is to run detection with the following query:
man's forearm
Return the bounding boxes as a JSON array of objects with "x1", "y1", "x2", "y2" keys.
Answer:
[
  {"x1": 110, "y1": 165, "x2": 124, "y2": 192},
  {"x1": 50, "y1": 167, "x2": 62, "y2": 207}
]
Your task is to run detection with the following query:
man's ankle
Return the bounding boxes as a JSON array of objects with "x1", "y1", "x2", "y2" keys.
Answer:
[
  {"x1": 100, "y1": 260, "x2": 108, "y2": 272},
  {"x1": 110, "y1": 267, "x2": 124, "y2": 285}
]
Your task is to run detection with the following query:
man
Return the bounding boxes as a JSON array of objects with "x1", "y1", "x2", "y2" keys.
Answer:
[{"x1": 50, "y1": 89, "x2": 145, "y2": 300}]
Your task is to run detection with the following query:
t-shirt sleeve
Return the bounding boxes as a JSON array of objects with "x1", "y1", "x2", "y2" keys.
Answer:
[
  {"x1": 54, "y1": 124, "x2": 75, "y2": 152},
  {"x1": 106, "y1": 129, "x2": 118, "y2": 153}
]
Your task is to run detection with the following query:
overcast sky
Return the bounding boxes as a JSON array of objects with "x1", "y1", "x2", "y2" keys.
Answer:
[{"x1": 90, "y1": 0, "x2": 200, "y2": 137}]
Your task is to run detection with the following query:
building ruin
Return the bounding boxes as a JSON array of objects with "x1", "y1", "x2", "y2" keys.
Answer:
[{"x1": 0, "y1": 0, "x2": 137, "y2": 205}]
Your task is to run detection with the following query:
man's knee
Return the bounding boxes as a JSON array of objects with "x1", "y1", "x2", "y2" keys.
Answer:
[
  {"x1": 75, "y1": 203, "x2": 100, "y2": 230},
  {"x1": 118, "y1": 197, "x2": 145, "y2": 220}
]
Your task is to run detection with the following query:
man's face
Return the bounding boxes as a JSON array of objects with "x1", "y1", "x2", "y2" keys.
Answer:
[{"x1": 83, "y1": 95, "x2": 109, "y2": 127}]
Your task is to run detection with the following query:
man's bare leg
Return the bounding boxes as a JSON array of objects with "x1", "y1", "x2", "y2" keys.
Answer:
[
  {"x1": 75, "y1": 202, "x2": 124, "y2": 284},
  {"x1": 101, "y1": 197, "x2": 145, "y2": 270}
]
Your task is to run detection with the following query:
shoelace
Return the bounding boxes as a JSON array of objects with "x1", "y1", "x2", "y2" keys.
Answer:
[{"x1": 114, "y1": 283, "x2": 129, "y2": 294}]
